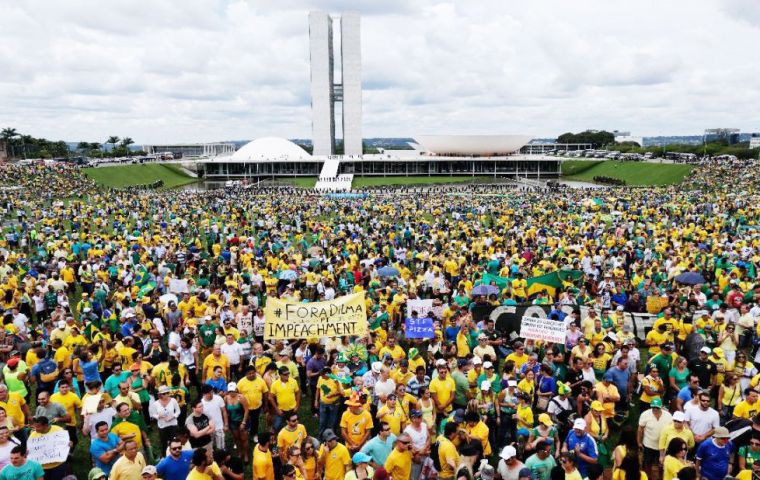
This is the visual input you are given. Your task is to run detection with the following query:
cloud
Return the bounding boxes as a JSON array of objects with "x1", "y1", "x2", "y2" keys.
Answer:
[{"x1": 0, "y1": 0, "x2": 758, "y2": 143}]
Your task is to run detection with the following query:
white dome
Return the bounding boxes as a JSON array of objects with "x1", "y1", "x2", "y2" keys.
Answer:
[{"x1": 231, "y1": 137, "x2": 311, "y2": 161}]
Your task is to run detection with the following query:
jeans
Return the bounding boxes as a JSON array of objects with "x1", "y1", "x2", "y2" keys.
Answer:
[{"x1": 318, "y1": 402, "x2": 339, "y2": 437}]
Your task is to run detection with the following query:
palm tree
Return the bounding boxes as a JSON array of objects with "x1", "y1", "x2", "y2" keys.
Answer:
[
  {"x1": 120, "y1": 137, "x2": 134, "y2": 157},
  {"x1": 1, "y1": 128, "x2": 18, "y2": 159},
  {"x1": 89, "y1": 142, "x2": 102, "y2": 151},
  {"x1": 76, "y1": 141, "x2": 90, "y2": 152},
  {"x1": 106, "y1": 136, "x2": 120, "y2": 156}
]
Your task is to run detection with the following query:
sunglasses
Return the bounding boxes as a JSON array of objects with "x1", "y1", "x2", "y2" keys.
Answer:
[
  {"x1": 399, "y1": 440, "x2": 411, "y2": 445},
  {"x1": 170, "y1": 447, "x2": 182, "y2": 451}
]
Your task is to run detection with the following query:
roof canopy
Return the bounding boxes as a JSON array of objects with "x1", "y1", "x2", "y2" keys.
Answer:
[
  {"x1": 231, "y1": 137, "x2": 311, "y2": 161},
  {"x1": 414, "y1": 135, "x2": 533, "y2": 156}
]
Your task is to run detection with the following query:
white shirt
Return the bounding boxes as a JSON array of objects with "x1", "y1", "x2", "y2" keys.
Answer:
[
  {"x1": 498, "y1": 459, "x2": 525, "y2": 480},
  {"x1": 684, "y1": 404, "x2": 720, "y2": 437},
  {"x1": 179, "y1": 345, "x2": 197, "y2": 367},
  {"x1": 167, "y1": 332, "x2": 182, "y2": 359},
  {"x1": 220, "y1": 342, "x2": 243, "y2": 365},
  {"x1": 201, "y1": 395, "x2": 226, "y2": 432},
  {"x1": 149, "y1": 398, "x2": 181, "y2": 428},
  {"x1": 403, "y1": 424, "x2": 429, "y2": 451}
]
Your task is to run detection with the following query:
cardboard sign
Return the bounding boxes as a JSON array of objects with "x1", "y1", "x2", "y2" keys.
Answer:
[
  {"x1": 27, "y1": 430, "x2": 70, "y2": 465},
  {"x1": 518, "y1": 316, "x2": 567, "y2": 343},
  {"x1": 405, "y1": 317, "x2": 435, "y2": 339},
  {"x1": 265, "y1": 292, "x2": 368, "y2": 340},
  {"x1": 406, "y1": 299, "x2": 434, "y2": 318}
]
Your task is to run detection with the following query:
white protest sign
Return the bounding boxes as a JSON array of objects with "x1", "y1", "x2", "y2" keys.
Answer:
[
  {"x1": 169, "y1": 278, "x2": 190, "y2": 294},
  {"x1": 27, "y1": 430, "x2": 70, "y2": 465},
  {"x1": 518, "y1": 316, "x2": 567, "y2": 343},
  {"x1": 406, "y1": 299, "x2": 434, "y2": 318}
]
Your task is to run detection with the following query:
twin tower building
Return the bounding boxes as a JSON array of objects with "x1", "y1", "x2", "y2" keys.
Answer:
[{"x1": 309, "y1": 11, "x2": 363, "y2": 157}]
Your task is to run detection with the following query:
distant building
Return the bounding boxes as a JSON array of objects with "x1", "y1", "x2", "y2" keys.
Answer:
[
  {"x1": 142, "y1": 143, "x2": 235, "y2": 159},
  {"x1": 704, "y1": 128, "x2": 740, "y2": 145},
  {"x1": 613, "y1": 131, "x2": 643, "y2": 146},
  {"x1": 749, "y1": 133, "x2": 760, "y2": 149}
]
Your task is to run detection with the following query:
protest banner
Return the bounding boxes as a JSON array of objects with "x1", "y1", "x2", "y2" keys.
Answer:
[
  {"x1": 27, "y1": 430, "x2": 70, "y2": 465},
  {"x1": 518, "y1": 316, "x2": 567, "y2": 343},
  {"x1": 169, "y1": 278, "x2": 190, "y2": 294},
  {"x1": 265, "y1": 292, "x2": 367, "y2": 340},
  {"x1": 406, "y1": 299, "x2": 434, "y2": 318},
  {"x1": 405, "y1": 316, "x2": 435, "y2": 339},
  {"x1": 492, "y1": 304, "x2": 657, "y2": 342}
]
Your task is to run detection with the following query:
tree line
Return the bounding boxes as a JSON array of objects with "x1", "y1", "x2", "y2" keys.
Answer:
[{"x1": 1, "y1": 128, "x2": 144, "y2": 160}]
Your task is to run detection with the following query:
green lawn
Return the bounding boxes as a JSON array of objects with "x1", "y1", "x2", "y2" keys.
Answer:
[
  {"x1": 281, "y1": 175, "x2": 492, "y2": 188},
  {"x1": 561, "y1": 160, "x2": 694, "y2": 186},
  {"x1": 84, "y1": 163, "x2": 197, "y2": 189}
]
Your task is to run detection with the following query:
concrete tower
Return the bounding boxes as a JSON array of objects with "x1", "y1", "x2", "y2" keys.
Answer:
[{"x1": 309, "y1": 11, "x2": 362, "y2": 157}]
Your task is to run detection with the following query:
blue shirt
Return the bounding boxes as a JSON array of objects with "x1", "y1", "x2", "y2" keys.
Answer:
[
  {"x1": 677, "y1": 385, "x2": 693, "y2": 404},
  {"x1": 156, "y1": 450, "x2": 194, "y2": 480},
  {"x1": 605, "y1": 366, "x2": 631, "y2": 397},
  {"x1": 90, "y1": 432, "x2": 121, "y2": 474},
  {"x1": 696, "y1": 438, "x2": 732, "y2": 480},
  {"x1": 565, "y1": 430, "x2": 598, "y2": 477},
  {"x1": 206, "y1": 377, "x2": 227, "y2": 393},
  {"x1": 81, "y1": 360, "x2": 102, "y2": 383},
  {"x1": 360, "y1": 433, "x2": 397, "y2": 466}
]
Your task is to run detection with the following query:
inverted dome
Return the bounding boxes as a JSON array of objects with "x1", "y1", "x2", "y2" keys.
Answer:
[{"x1": 231, "y1": 137, "x2": 311, "y2": 161}]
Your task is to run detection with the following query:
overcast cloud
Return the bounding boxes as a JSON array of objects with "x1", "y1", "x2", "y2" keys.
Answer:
[{"x1": 1, "y1": 0, "x2": 759, "y2": 144}]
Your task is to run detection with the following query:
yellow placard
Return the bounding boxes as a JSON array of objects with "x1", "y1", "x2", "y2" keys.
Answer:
[{"x1": 264, "y1": 292, "x2": 368, "y2": 340}]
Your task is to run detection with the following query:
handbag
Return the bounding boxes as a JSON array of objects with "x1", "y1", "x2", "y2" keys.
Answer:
[{"x1": 536, "y1": 377, "x2": 550, "y2": 410}]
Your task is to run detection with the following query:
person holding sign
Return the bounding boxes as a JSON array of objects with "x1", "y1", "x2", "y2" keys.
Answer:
[{"x1": 28, "y1": 416, "x2": 71, "y2": 480}]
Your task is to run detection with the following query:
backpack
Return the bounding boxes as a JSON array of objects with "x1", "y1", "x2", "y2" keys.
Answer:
[
  {"x1": 430, "y1": 440, "x2": 442, "y2": 472},
  {"x1": 38, "y1": 358, "x2": 59, "y2": 383}
]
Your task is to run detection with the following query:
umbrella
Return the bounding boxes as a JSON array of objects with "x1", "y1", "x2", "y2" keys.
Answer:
[
  {"x1": 675, "y1": 271, "x2": 706, "y2": 285},
  {"x1": 470, "y1": 284, "x2": 500, "y2": 297},
  {"x1": 279, "y1": 269, "x2": 298, "y2": 281},
  {"x1": 377, "y1": 266, "x2": 400, "y2": 278},
  {"x1": 159, "y1": 293, "x2": 179, "y2": 305}
]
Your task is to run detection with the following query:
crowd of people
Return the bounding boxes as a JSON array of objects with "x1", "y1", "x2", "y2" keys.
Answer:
[{"x1": 0, "y1": 159, "x2": 756, "y2": 480}]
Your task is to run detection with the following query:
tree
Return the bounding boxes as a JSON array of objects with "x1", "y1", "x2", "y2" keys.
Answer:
[
  {"x1": 120, "y1": 137, "x2": 134, "y2": 157},
  {"x1": 77, "y1": 142, "x2": 90, "y2": 152},
  {"x1": 556, "y1": 130, "x2": 615, "y2": 148},
  {"x1": 106, "y1": 136, "x2": 120, "y2": 156},
  {"x1": 1, "y1": 127, "x2": 18, "y2": 158},
  {"x1": 89, "y1": 142, "x2": 102, "y2": 151}
]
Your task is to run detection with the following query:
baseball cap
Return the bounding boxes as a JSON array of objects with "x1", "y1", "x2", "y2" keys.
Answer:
[
  {"x1": 519, "y1": 468, "x2": 533, "y2": 479},
  {"x1": 672, "y1": 411, "x2": 686, "y2": 422},
  {"x1": 701, "y1": 347, "x2": 711, "y2": 354},
  {"x1": 501, "y1": 445, "x2": 518, "y2": 460},
  {"x1": 352, "y1": 452, "x2": 372, "y2": 464},
  {"x1": 435, "y1": 359, "x2": 448, "y2": 367},
  {"x1": 141, "y1": 465, "x2": 157, "y2": 475},
  {"x1": 483, "y1": 361, "x2": 494, "y2": 369},
  {"x1": 472, "y1": 356, "x2": 483, "y2": 365},
  {"x1": 453, "y1": 409, "x2": 465, "y2": 422},
  {"x1": 227, "y1": 382, "x2": 238, "y2": 392},
  {"x1": 650, "y1": 397, "x2": 663, "y2": 408},
  {"x1": 322, "y1": 429, "x2": 338, "y2": 442},
  {"x1": 573, "y1": 418, "x2": 587, "y2": 430},
  {"x1": 591, "y1": 400, "x2": 604, "y2": 412},
  {"x1": 538, "y1": 413, "x2": 554, "y2": 426},
  {"x1": 88, "y1": 468, "x2": 107, "y2": 480},
  {"x1": 480, "y1": 380, "x2": 491, "y2": 391},
  {"x1": 157, "y1": 385, "x2": 171, "y2": 394}
]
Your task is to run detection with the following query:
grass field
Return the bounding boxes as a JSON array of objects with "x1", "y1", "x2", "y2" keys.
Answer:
[
  {"x1": 84, "y1": 163, "x2": 197, "y2": 189},
  {"x1": 281, "y1": 175, "x2": 493, "y2": 188},
  {"x1": 561, "y1": 160, "x2": 694, "y2": 186}
]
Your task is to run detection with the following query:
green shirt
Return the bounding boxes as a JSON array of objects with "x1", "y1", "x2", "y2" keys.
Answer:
[
  {"x1": 451, "y1": 370, "x2": 470, "y2": 406},
  {"x1": 198, "y1": 324, "x2": 218, "y2": 347}
]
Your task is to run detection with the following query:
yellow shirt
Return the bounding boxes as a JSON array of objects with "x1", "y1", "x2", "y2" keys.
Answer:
[
  {"x1": 49, "y1": 391, "x2": 81, "y2": 427},
  {"x1": 270, "y1": 377, "x2": 300, "y2": 412},
  {"x1": 384, "y1": 448, "x2": 412, "y2": 480},
  {"x1": 506, "y1": 352, "x2": 528, "y2": 370},
  {"x1": 377, "y1": 405, "x2": 408, "y2": 435},
  {"x1": 188, "y1": 463, "x2": 224, "y2": 480},
  {"x1": 733, "y1": 400, "x2": 760, "y2": 419},
  {"x1": 379, "y1": 345, "x2": 405, "y2": 363},
  {"x1": 437, "y1": 437, "x2": 460, "y2": 478},
  {"x1": 53, "y1": 346, "x2": 72, "y2": 370},
  {"x1": 110, "y1": 452, "x2": 146, "y2": 480},
  {"x1": 658, "y1": 424, "x2": 695, "y2": 450},
  {"x1": 202, "y1": 354, "x2": 230, "y2": 380},
  {"x1": 323, "y1": 443, "x2": 351, "y2": 480},
  {"x1": 0, "y1": 392, "x2": 27, "y2": 426},
  {"x1": 340, "y1": 409, "x2": 373, "y2": 446},
  {"x1": 278, "y1": 424, "x2": 308, "y2": 453},
  {"x1": 238, "y1": 376, "x2": 268, "y2": 410},
  {"x1": 252, "y1": 446, "x2": 275, "y2": 480},
  {"x1": 662, "y1": 455, "x2": 686, "y2": 480},
  {"x1": 736, "y1": 470, "x2": 753, "y2": 480},
  {"x1": 465, "y1": 420, "x2": 491, "y2": 456},
  {"x1": 429, "y1": 376, "x2": 456, "y2": 414},
  {"x1": 316, "y1": 377, "x2": 342, "y2": 405},
  {"x1": 111, "y1": 420, "x2": 143, "y2": 449}
]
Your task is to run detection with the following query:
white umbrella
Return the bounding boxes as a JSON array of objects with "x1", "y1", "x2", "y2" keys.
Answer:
[{"x1": 159, "y1": 293, "x2": 179, "y2": 305}]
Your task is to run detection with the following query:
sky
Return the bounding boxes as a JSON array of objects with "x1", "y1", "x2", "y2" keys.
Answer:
[{"x1": 1, "y1": 0, "x2": 759, "y2": 144}]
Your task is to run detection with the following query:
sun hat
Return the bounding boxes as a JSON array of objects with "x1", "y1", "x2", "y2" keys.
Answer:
[
  {"x1": 371, "y1": 362, "x2": 383, "y2": 373},
  {"x1": 713, "y1": 426, "x2": 730, "y2": 438}
]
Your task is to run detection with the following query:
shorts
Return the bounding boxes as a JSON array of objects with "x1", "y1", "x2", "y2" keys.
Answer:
[{"x1": 643, "y1": 447, "x2": 659, "y2": 464}]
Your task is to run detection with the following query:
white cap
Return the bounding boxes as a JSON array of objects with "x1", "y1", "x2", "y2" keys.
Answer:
[
  {"x1": 700, "y1": 347, "x2": 711, "y2": 354},
  {"x1": 616, "y1": 305, "x2": 624, "y2": 311},
  {"x1": 500, "y1": 445, "x2": 517, "y2": 460},
  {"x1": 573, "y1": 418, "x2": 587, "y2": 430},
  {"x1": 227, "y1": 382, "x2": 238, "y2": 392},
  {"x1": 371, "y1": 362, "x2": 383, "y2": 374},
  {"x1": 607, "y1": 332, "x2": 618, "y2": 341},
  {"x1": 480, "y1": 380, "x2": 491, "y2": 391},
  {"x1": 507, "y1": 379, "x2": 518, "y2": 387},
  {"x1": 435, "y1": 359, "x2": 448, "y2": 367},
  {"x1": 472, "y1": 357, "x2": 483, "y2": 365},
  {"x1": 672, "y1": 411, "x2": 686, "y2": 422},
  {"x1": 57, "y1": 321, "x2": 66, "y2": 329},
  {"x1": 483, "y1": 361, "x2": 494, "y2": 369}
]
